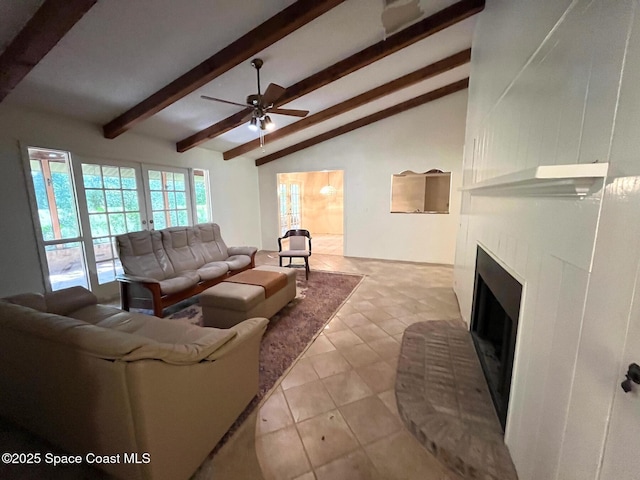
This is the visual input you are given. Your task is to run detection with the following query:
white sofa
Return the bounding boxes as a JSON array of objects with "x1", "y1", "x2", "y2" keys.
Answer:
[
  {"x1": 116, "y1": 223, "x2": 257, "y2": 317},
  {"x1": 0, "y1": 287, "x2": 267, "y2": 480}
]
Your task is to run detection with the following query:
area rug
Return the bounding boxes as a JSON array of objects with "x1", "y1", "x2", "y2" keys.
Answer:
[{"x1": 168, "y1": 269, "x2": 363, "y2": 451}]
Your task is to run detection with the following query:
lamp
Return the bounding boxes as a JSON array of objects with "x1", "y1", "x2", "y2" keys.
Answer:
[
  {"x1": 248, "y1": 117, "x2": 258, "y2": 131},
  {"x1": 320, "y1": 171, "x2": 337, "y2": 196}
]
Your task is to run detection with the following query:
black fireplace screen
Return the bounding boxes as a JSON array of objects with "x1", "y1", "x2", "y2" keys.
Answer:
[{"x1": 470, "y1": 247, "x2": 522, "y2": 431}]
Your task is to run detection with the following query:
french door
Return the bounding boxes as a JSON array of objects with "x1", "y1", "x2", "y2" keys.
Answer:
[
  {"x1": 142, "y1": 166, "x2": 192, "y2": 230},
  {"x1": 26, "y1": 147, "x2": 196, "y2": 298},
  {"x1": 74, "y1": 161, "x2": 148, "y2": 296},
  {"x1": 278, "y1": 181, "x2": 301, "y2": 235}
]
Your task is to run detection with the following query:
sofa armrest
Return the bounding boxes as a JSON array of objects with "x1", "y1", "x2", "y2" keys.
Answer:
[
  {"x1": 205, "y1": 317, "x2": 268, "y2": 361},
  {"x1": 116, "y1": 274, "x2": 160, "y2": 284},
  {"x1": 3, "y1": 292, "x2": 47, "y2": 312},
  {"x1": 228, "y1": 246, "x2": 257, "y2": 267},
  {"x1": 44, "y1": 286, "x2": 98, "y2": 316},
  {"x1": 228, "y1": 246, "x2": 257, "y2": 257}
]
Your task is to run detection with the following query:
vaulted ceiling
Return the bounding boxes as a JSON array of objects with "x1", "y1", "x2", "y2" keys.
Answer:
[{"x1": 0, "y1": 0, "x2": 483, "y2": 165}]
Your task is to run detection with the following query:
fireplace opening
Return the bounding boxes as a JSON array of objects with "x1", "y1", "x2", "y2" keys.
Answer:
[{"x1": 471, "y1": 247, "x2": 522, "y2": 431}]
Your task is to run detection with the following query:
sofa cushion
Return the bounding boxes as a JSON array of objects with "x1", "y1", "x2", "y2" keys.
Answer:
[
  {"x1": 195, "y1": 223, "x2": 229, "y2": 263},
  {"x1": 161, "y1": 227, "x2": 205, "y2": 272},
  {"x1": 0, "y1": 301, "x2": 151, "y2": 358},
  {"x1": 116, "y1": 230, "x2": 174, "y2": 280},
  {"x1": 68, "y1": 304, "x2": 127, "y2": 324},
  {"x1": 197, "y1": 261, "x2": 229, "y2": 281},
  {"x1": 97, "y1": 313, "x2": 227, "y2": 343},
  {"x1": 158, "y1": 271, "x2": 200, "y2": 295},
  {"x1": 278, "y1": 250, "x2": 311, "y2": 257},
  {"x1": 224, "y1": 255, "x2": 252, "y2": 271},
  {"x1": 0, "y1": 301, "x2": 237, "y2": 365}
]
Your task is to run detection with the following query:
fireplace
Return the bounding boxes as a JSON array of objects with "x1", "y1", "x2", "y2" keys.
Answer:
[{"x1": 470, "y1": 246, "x2": 522, "y2": 430}]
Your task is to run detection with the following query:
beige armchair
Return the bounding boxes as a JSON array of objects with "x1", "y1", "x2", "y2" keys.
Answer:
[{"x1": 278, "y1": 229, "x2": 312, "y2": 280}]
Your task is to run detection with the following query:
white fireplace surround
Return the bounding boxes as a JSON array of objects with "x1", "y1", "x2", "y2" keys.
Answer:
[{"x1": 454, "y1": 1, "x2": 640, "y2": 479}]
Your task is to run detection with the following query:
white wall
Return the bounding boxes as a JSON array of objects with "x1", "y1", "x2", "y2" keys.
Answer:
[
  {"x1": 0, "y1": 104, "x2": 260, "y2": 297},
  {"x1": 455, "y1": 1, "x2": 640, "y2": 479},
  {"x1": 258, "y1": 89, "x2": 467, "y2": 264}
]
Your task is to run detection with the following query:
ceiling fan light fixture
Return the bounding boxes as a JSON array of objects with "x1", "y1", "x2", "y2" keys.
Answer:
[
  {"x1": 200, "y1": 58, "x2": 308, "y2": 146},
  {"x1": 264, "y1": 115, "x2": 275, "y2": 131}
]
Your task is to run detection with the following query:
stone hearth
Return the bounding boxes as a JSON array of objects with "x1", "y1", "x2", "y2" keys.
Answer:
[{"x1": 395, "y1": 320, "x2": 518, "y2": 480}]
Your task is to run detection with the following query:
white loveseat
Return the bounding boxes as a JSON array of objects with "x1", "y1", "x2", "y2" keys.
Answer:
[{"x1": 0, "y1": 287, "x2": 267, "y2": 480}]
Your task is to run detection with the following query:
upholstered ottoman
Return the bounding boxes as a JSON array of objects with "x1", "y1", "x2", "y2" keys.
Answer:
[{"x1": 200, "y1": 265, "x2": 297, "y2": 328}]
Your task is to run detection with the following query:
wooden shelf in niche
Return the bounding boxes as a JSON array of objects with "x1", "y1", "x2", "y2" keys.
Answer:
[{"x1": 460, "y1": 163, "x2": 609, "y2": 197}]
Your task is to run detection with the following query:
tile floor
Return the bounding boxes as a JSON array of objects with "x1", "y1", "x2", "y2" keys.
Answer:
[
  {"x1": 203, "y1": 251, "x2": 465, "y2": 480},
  {"x1": 309, "y1": 234, "x2": 343, "y2": 256}
]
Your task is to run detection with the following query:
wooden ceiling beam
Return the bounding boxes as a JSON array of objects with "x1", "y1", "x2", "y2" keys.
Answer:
[
  {"x1": 102, "y1": 0, "x2": 347, "y2": 139},
  {"x1": 177, "y1": 0, "x2": 484, "y2": 153},
  {"x1": 255, "y1": 78, "x2": 469, "y2": 166},
  {"x1": 0, "y1": 0, "x2": 97, "y2": 102},
  {"x1": 223, "y1": 49, "x2": 471, "y2": 160}
]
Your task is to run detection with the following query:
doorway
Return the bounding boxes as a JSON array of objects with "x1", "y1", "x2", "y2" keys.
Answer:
[{"x1": 277, "y1": 170, "x2": 344, "y2": 255}]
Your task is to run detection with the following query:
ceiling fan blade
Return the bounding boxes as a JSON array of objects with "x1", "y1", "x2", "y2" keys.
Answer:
[
  {"x1": 200, "y1": 95, "x2": 248, "y2": 108},
  {"x1": 261, "y1": 83, "x2": 286, "y2": 106},
  {"x1": 269, "y1": 108, "x2": 309, "y2": 118}
]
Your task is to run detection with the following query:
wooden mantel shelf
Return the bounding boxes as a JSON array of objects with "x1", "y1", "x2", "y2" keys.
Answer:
[{"x1": 460, "y1": 163, "x2": 609, "y2": 197}]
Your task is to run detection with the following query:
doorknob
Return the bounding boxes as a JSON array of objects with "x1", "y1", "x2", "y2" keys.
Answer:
[{"x1": 621, "y1": 363, "x2": 640, "y2": 393}]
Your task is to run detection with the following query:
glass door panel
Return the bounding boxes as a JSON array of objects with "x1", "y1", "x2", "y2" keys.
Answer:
[
  {"x1": 27, "y1": 148, "x2": 89, "y2": 291},
  {"x1": 277, "y1": 181, "x2": 302, "y2": 235},
  {"x1": 80, "y1": 163, "x2": 146, "y2": 285},
  {"x1": 143, "y1": 167, "x2": 191, "y2": 229},
  {"x1": 192, "y1": 169, "x2": 211, "y2": 224},
  {"x1": 278, "y1": 183, "x2": 288, "y2": 235},
  {"x1": 290, "y1": 183, "x2": 301, "y2": 230}
]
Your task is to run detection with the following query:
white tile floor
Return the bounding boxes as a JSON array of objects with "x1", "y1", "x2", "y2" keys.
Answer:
[{"x1": 201, "y1": 251, "x2": 465, "y2": 480}]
